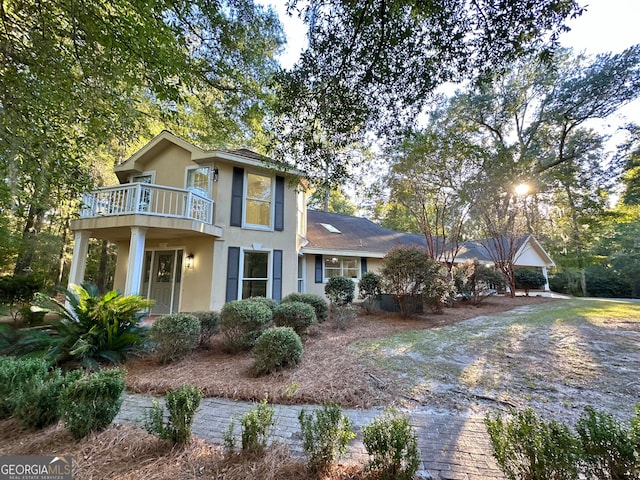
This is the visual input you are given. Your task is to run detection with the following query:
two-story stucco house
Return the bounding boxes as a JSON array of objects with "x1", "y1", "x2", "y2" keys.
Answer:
[{"x1": 68, "y1": 131, "x2": 555, "y2": 314}]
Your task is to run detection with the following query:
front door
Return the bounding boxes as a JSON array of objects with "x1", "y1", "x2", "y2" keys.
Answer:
[{"x1": 143, "y1": 249, "x2": 183, "y2": 315}]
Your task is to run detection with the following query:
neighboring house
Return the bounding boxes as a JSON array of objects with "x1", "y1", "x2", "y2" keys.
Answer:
[{"x1": 68, "y1": 132, "x2": 555, "y2": 314}]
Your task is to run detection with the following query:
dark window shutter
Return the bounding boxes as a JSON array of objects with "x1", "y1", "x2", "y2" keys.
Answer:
[
  {"x1": 226, "y1": 247, "x2": 240, "y2": 302},
  {"x1": 230, "y1": 167, "x2": 244, "y2": 227},
  {"x1": 272, "y1": 250, "x2": 283, "y2": 301},
  {"x1": 361, "y1": 257, "x2": 368, "y2": 275},
  {"x1": 274, "y1": 175, "x2": 285, "y2": 231},
  {"x1": 315, "y1": 255, "x2": 323, "y2": 283}
]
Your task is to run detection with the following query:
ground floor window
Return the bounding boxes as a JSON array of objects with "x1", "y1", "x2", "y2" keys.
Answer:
[
  {"x1": 324, "y1": 256, "x2": 359, "y2": 280},
  {"x1": 241, "y1": 251, "x2": 269, "y2": 298}
]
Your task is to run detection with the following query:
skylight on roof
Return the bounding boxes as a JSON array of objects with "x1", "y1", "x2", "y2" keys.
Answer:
[{"x1": 320, "y1": 223, "x2": 341, "y2": 234}]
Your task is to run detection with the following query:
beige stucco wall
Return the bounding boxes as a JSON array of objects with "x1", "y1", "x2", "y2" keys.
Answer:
[
  {"x1": 301, "y1": 254, "x2": 384, "y2": 302},
  {"x1": 515, "y1": 242, "x2": 550, "y2": 267},
  {"x1": 113, "y1": 241, "x2": 128, "y2": 292},
  {"x1": 131, "y1": 144, "x2": 198, "y2": 189}
]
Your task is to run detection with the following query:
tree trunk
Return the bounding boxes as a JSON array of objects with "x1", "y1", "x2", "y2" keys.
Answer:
[
  {"x1": 13, "y1": 204, "x2": 44, "y2": 275},
  {"x1": 55, "y1": 219, "x2": 70, "y2": 288},
  {"x1": 97, "y1": 240, "x2": 109, "y2": 293}
]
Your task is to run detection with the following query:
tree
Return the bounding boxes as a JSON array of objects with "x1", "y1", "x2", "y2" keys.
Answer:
[
  {"x1": 307, "y1": 188, "x2": 357, "y2": 215},
  {"x1": 514, "y1": 269, "x2": 547, "y2": 296},
  {"x1": 272, "y1": 0, "x2": 584, "y2": 184}
]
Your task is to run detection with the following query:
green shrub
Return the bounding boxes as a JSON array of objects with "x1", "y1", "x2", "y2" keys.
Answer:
[
  {"x1": 219, "y1": 299, "x2": 272, "y2": 352},
  {"x1": 576, "y1": 406, "x2": 640, "y2": 480},
  {"x1": 273, "y1": 301, "x2": 316, "y2": 336},
  {"x1": 35, "y1": 283, "x2": 152, "y2": 369},
  {"x1": 18, "y1": 305, "x2": 46, "y2": 325},
  {"x1": 150, "y1": 313, "x2": 201, "y2": 364},
  {"x1": 60, "y1": 369, "x2": 125, "y2": 439},
  {"x1": 299, "y1": 403, "x2": 355, "y2": 473},
  {"x1": 0, "y1": 356, "x2": 49, "y2": 419},
  {"x1": 363, "y1": 409, "x2": 420, "y2": 480},
  {"x1": 485, "y1": 408, "x2": 581, "y2": 480},
  {"x1": 189, "y1": 311, "x2": 220, "y2": 348},
  {"x1": 359, "y1": 272, "x2": 382, "y2": 314},
  {"x1": 241, "y1": 396, "x2": 275, "y2": 452},
  {"x1": 0, "y1": 274, "x2": 44, "y2": 321},
  {"x1": 282, "y1": 293, "x2": 329, "y2": 323},
  {"x1": 13, "y1": 369, "x2": 83, "y2": 429},
  {"x1": 245, "y1": 296, "x2": 278, "y2": 313},
  {"x1": 514, "y1": 268, "x2": 547, "y2": 295},
  {"x1": 252, "y1": 327, "x2": 303, "y2": 376},
  {"x1": 325, "y1": 276, "x2": 355, "y2": 305},
  {"x1": 144, "y1": 385, "x2": 203, "y2": 445}
]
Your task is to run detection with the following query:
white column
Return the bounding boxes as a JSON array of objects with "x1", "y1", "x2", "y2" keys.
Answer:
[
  {"x1": 542, "y1": 266, "x2": 550, "y2": 291},
  {"x1": 67, "y1": 230, "x2": 91, "y2": 289},
  {"x1": 124, "y1": 227, "x2": 147, "y2": 295}
]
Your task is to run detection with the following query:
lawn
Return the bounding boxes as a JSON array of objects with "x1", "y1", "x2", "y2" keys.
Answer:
[{"x1": 352, "y1": 298, "x2": 640, "y2": 423}]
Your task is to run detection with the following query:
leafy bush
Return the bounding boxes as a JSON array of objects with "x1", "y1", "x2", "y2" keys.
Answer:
[
  {"x1": 0, "y1": 356, "x2": 49, "y2": 419},
  {"x1": 252, "y1": 327, "x2": 303, "y2": 376},
  {"x1": 150, "y1": 313, "x2": 201, "y2": 364},
  {"x1": 144, "y1": 385, "x2": 203, "y2": 445},
  {"x1": 485, "y1": 408, "x2": 581, "y2": 480},
  {"x1": 0, "y1": 274, "x2": 44, "y2": 321},
  {"x1": 245, "y1": 296, "x2": 278, "y2": 313},
  {"x1": 585, "y1": 264, "x2": 633, "y2": 298},
  {"x1": 273, "y1": 301, "x2": 316, "y2": 336},
  {"x1": 299, "y1": 403, "x2": 355, "y2": 473},
  {"x1": 362, "y1": 409, "x2": 420, "y2": 480},
  {"x1": 219, "y1": 299, "x2": 273, "y2": 352},
  {"x1": 189, "y1": 311, "x2": 219, "y2": 348},
  {"x1": 13, "y1": 369, "x2": 83, "y2": 429},
  {"x1": 60, "y1": 368, "x2": 125, "y2": 439},
  {"x1": 576, "y1": 406, "x2": 640, "y2": 480},
  {"x1": 453, "y1": 260, "x2": 505, "y2": 305},
  {"x1": 359, "y1": 271, "x2": 382, "y2": 314},
  {"x1": 35, "y1": 283, "x2": 152, "y2": 369},
  {"x1": 330, "y1": 304, "x2": 357, "y2": 330},
  {"x1": 380, "y1": 246, "x2": 447, "y2": 317},
  {"x1": 324, "y1": 276, "x2": 355, "y2": 305},
  {"x1": 514, "y1": 269, "x2": 547, "y2": 295},
  {"x1": 241, "y1": 396, "x2": 275, "y2": 452},
  {"x1": 282, "y1": 293, "x2": 329, "y2": 323}
]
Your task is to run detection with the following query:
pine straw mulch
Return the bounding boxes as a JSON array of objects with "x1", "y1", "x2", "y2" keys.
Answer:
[
  {"x1": 0, "y1": 419, "x2": 372, "y2": 480},
  {"x1": 125, "y1": 296, "x2": 555, "y2": 408}
]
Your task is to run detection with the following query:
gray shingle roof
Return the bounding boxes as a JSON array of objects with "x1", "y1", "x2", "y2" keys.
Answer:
[{"x1": 305, "y1": 210, "x2": 425, "y2": 255}]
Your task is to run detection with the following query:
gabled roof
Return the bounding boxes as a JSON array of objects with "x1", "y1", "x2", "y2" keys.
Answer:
[
  {"x1": 303, "y1": 210, "x2": 424, "y2": 258},
  {"x1": 303, "y1": 211, "x2": 555, "y2": 268},
  {"x1": 114, "y1": 131, "x2": 299, "y2": 183}
]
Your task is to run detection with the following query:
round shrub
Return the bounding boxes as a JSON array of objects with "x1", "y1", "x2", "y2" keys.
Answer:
[
  {"x1": 220, "y1": 299, "x2": 273, "y2": 352},
  {"x1": 60, "y1": 369, "x2": 125, "y2": 439},
  {"x1": 245, "y1": 296, "x2": 278, "y2": 313},
  {"x1": 325, "y1": 276, "x2": 355, "y2": 305},
  {"x1": 150, "y1": 313, "x2": 201, "y2": 364},
  {"x1": 190, "y1": 311, "x2": 220, "y2": 348},
  {"x1": 252, "y1": 327, "x2": 303, "y2": 376},
  {"x1": 282, "y1": 293, "x2": 329, "y2": 323},
  {"x1": 273, "y1": 301, "x2": 317, "y2": 336}
]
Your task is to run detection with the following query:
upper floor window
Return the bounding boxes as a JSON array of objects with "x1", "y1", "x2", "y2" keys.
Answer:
[
  {"x1": 324, "y1": 256, "x2": 359, "y2": 280},
  {"x1": 186, "y1": 166, "x2": 211, "y2": 197},
  {"x1": 244, "y1": 172, "x2": 272, "y2": 228}
]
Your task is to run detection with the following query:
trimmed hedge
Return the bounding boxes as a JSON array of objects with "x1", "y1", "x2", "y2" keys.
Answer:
[
  {"x1": 220, "y1": 299, "x2": 273, "y2": 352},
  {"x1": 60, "y1": 369, "x2": 125, "y2": 439},
  {"x1": 282, "y1": 293, "x2": 329, "y2": 323},
  {"x1": 273, "y1": 301, "x2": 316, "y2": 336},
  {"x1": 189, "y1": 311, "x2": 220, "y2": 348},
  {"x1": 325, "y1": 276, "x2": 355, "y2": 305},
  {"x1": 150, "y1": 313, "x2": 201, "y2": 364},
  {"x1": 252, "y1": 327, "x2": 303, "y2": 376}
]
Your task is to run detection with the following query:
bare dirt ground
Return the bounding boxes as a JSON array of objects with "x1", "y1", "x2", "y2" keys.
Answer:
[{"x1": 126, "y1": 296, "x2": 557, "y2": 409}]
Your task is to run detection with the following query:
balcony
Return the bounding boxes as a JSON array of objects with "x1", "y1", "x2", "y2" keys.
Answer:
[{"x1": 80, "y1": 183, "x2": 214, "y2": 224}]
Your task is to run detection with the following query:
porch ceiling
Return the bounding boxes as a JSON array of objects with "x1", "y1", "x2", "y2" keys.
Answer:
[{"x1": 70, "y1": 214, "x2": 223, "y2": 241}]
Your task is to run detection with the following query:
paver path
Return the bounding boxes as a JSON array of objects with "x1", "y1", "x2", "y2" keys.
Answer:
[{"x1": 115, "y1": 393, "x2": 504, "y2": 480}]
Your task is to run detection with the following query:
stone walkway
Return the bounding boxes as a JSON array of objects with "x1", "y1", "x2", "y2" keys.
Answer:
[{"x1": 115, "y1": 393, "x2": 504, "y2": 480}]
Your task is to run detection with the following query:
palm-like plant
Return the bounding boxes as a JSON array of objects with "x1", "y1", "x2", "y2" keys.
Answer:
[{"x1": 35, "y1": 284, "x2": 153, "y2": 370}]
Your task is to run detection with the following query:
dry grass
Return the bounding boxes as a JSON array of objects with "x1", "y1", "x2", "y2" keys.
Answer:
[
  {"x1": 126, "y1": 296, "x2": 555, "y2": 408},
  {"x1": 0, "y1": 419, "x2": 370, "y2": 480}
]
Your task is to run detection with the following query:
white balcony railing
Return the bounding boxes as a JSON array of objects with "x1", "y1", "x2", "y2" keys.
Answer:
[{"x1": 80, "y1": 183, "x2": 214, "y2": 224}]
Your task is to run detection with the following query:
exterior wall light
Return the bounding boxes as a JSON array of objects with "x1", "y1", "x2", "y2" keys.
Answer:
[{"x1": 185, "y1": 253, "x2": 194, "y2": 269}]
